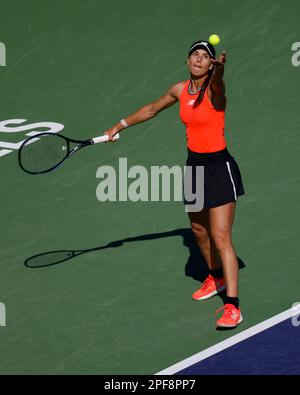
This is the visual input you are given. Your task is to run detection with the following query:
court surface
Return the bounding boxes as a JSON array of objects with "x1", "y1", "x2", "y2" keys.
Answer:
[
  {"x1": 0, "y1": 0, "x2": 300, "y2": 374},
  {"x1": 157, "y1": 308, "x2": 300, "y2": 375}
]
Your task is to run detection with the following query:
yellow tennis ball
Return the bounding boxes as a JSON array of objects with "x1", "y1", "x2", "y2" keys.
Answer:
[{"x1": 208, "y1": 34, "x2": 220, "y2": 46}]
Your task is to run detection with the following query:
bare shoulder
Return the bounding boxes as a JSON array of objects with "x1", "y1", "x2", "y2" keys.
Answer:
[{"x1": 168, "y1": 81, "x2": 186, "y2": 100}]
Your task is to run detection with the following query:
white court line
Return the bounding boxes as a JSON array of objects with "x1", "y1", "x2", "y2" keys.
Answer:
[{"x1": 155, "y1": 307, "x2": 298, "y2": 375}]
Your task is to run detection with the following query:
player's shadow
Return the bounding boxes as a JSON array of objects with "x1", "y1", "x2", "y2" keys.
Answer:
[{"x1": 24, "y1": 228, "x2": 246, "y2": 283}]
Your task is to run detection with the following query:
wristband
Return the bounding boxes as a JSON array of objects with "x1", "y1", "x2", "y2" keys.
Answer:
[{"x1": 120, "y1": 118, "x2": 129, "y2": 128}]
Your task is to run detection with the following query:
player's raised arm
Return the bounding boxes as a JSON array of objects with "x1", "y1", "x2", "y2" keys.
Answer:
[
  {"x1": 103, "y1": 82, "x2": 185, "y2": 141},
  {"x1": 210, "y1": 51, "x2": 226, "y2": 95}
]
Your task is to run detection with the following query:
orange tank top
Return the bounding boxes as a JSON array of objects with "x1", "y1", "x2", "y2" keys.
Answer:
[{"x1": 179, "y1": 80, "x2": 226, "y2": 153}]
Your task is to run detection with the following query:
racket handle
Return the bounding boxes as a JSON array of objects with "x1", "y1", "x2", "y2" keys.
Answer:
[{"x1": 92, "y1": 133, "x2": 120, "y2": 144}]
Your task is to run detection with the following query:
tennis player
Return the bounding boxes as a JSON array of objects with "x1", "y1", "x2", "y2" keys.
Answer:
[{"x1": 104, "y1": 40, "x2": 245, "y2": 328}]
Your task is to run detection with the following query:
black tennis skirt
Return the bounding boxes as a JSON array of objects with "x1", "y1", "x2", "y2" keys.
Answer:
[{"x1": 184, "y1": 147, "x2": 245, "y2": 210}]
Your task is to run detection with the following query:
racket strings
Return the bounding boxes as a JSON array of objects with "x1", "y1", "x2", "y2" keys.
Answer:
[{"x1": 19, "y1": 134, "x2": 69, "y2": 173}]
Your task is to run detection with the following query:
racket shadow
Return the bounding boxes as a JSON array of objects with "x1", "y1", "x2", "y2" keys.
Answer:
[
  {"x1": 24, "y1": 241, "x2": 123, "y2": 269},
  {"x1": 24, "y1": 228, "x2": 246, "y2": 280}
]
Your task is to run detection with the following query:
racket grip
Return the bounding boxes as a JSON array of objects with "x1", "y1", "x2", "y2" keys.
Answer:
[{"x1": 92, "y1": 133, "x2": 120, "y2": 144}]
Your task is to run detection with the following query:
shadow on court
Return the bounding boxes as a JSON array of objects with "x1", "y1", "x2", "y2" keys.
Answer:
[{"x1": 24, "y1": 228, "x2": 246, "y2": 282}]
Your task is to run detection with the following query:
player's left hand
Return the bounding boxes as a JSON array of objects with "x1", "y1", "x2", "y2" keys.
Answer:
[{"x1": 213, "y1": 51, "x2": 226, "y2": 67}]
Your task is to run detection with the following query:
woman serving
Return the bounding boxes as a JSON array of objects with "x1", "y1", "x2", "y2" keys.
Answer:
[{"x1": 104, "y1": 40, "x2": 245, "y2": 328}]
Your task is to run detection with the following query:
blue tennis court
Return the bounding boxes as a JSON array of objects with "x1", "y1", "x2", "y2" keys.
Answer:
[{"x1": 157, "y1": 308, "x2": 300, "y2": 375}]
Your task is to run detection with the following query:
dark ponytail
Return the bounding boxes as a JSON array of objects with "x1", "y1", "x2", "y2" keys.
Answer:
[{"x1": 192, "y1": 69, "x2": 213, "y2": 109}]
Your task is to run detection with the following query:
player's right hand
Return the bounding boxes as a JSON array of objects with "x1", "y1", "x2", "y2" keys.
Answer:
[{"x1": 104, "y1": 126, "x2": 120, "y2": 142}]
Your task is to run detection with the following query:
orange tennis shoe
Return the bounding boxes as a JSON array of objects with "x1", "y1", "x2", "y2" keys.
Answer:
[
  {"x1": 192, "y1": 274, "x2": 226, "y2": 301},
  {"x1": 215, "y1": 303, "x2": 243, "y2": 328}
]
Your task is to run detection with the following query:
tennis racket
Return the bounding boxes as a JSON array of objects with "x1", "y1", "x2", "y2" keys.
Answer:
[{"x1": 18, "y1": 132, "x2": 119, "y2": 174}]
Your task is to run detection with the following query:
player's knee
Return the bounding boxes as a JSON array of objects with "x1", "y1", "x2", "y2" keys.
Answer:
[
  {"x1": 191, "y1": 223, "x2": 209, "y2": 241},
  {"x1": 211, "y1": 230, "x2": 231, "y2": 251}
]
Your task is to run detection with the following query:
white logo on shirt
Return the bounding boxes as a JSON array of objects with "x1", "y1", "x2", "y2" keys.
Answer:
[{"x1": 188, "y1": 100, "x2": 195, "y2": 106}]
